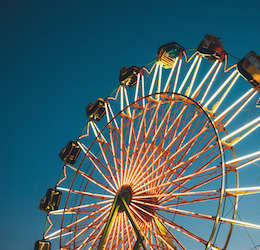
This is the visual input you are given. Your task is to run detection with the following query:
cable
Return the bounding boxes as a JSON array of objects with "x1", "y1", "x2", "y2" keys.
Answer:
[
  {"x1": 248, "y1": 244, "x2": 260, "y2": 250},
  {"x1": 226, "y1": 53, "x2": 240, "y2": 61},
  {"x1": 235, "y1": 210, "x2": 258, "y2": 249}
]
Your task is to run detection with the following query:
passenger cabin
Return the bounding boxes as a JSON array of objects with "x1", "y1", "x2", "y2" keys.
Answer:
[
  {"x1": 157, "y1": 42, "x2": 185, "y2": 69},
  {"x1": 197, "y1": 34, "x2": 226, "y2": 62},
  {"x1": 119, "y1": 66, "x2": 140, "y2": 87},
  {"x1": 59, "y1": 140, "x2": 81, "y2": 165},
  {"x1": 39, "y1": 188, "x2": 62, "y2": 213},
  {"x1": 86, "y1": 98, "x2": 106, "y2": 121},
  {"x1": 237, "y1": 51, "x2": 260, "y2": 89},
  {"x1": 34, "y1": 240, "x2": 51, "y2": 250}
]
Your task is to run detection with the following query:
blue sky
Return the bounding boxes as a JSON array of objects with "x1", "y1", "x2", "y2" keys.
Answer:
[{"x1": 1, "y1": 0, "x2": 260, "y2": 249}]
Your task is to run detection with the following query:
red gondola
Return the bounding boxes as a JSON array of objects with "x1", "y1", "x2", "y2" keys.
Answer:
[{"x1": 197, "y1": 34, "x2": 226, "y2": 62}]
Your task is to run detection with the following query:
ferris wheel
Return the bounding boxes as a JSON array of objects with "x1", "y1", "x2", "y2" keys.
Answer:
[{"x1": 35, "y1": 34, "x2": 260, "y2": 250}]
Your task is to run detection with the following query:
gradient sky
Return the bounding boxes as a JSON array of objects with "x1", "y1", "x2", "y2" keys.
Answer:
[{"x1": 1, "y1": 1, "x2": 260, "y2": 249}]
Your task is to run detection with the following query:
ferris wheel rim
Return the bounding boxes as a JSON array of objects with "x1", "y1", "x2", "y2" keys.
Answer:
[{"x1": 58, "y1": 92, "x2": 229, "y2": 249}]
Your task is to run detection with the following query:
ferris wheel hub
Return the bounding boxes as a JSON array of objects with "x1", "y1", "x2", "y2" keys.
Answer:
[{"x1": 117, "y1": 185, "x2": 133, "y2": 212}]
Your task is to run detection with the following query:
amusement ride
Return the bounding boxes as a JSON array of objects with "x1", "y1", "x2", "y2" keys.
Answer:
[{"x1": 34, "y1": 34, "x2": 260, "y2": 250}]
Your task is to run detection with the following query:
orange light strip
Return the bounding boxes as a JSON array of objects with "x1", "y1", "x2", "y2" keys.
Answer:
[
  {"x1": 79, "y1": 215, "x2": 108, "y2": 250},
  {"x1": 131, "y1": 106, "x2": 200, "y2": 187},
  {"x1": 125, "y1": 102, "x2": 149, "y2": 184},
  {"x1": 65, "y1": 207, "x2": 110, "y2": 247},
  {"x1": 101, "y1": 133, "x2": 121, "y2": 188},
  {"x1": 132, "y1": 122, "x2": 211, "y2": 191}
]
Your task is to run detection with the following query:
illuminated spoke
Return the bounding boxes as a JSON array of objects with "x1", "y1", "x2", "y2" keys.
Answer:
[{"x1": 57, "y1": 187, "x2": 114, "y2": 200}]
